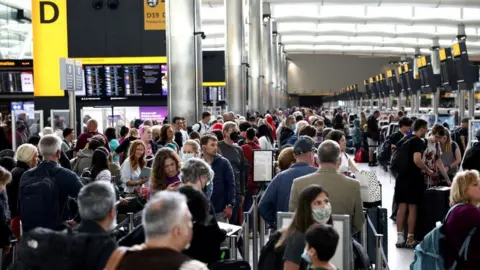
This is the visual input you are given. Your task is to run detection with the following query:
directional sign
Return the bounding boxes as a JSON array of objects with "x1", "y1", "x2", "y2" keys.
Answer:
[
  {"x1": 60, "y1": 58, "x2": 75, "y2": 91},
  {"x1": 74, "y1": 60, "x2": 83, "y2": 91}
]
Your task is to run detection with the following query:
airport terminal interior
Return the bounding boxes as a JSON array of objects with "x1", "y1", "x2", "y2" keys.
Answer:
[{"x1": 1, "y1": 0, "x2": 480, "y2": 269}]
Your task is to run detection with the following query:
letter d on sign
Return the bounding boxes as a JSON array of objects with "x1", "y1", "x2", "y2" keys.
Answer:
[{"x1": 40, "y1": 1, "x2": 59, "y2": 23}]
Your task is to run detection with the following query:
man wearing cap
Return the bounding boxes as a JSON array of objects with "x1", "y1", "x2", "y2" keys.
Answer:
[
  {"x1": 461, "y1": 128, "x2": 480, "y2": 172},
  {"x1": 258, "y1": 136, "x2": 317, "y2": 228},
  {"x1": 289, "y1": 140, "x2": 364, "y2": 234}
]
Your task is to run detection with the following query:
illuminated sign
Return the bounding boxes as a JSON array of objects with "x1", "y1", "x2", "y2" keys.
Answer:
[
  {"x1": 144, "y1": 0, "x2": 166, "y2": 30},
  {"x1": 417, "y1": 56, "x2": 427, "y2": 68},
  {"x1": 403, "y1": 64, "x2": 409, "y2": 73},
  {"x1": 398, "y1": 66, "x2": 403, "y2": 74},
  {"x1": 452, "y1": 43, "x2": 461, "y2": 57},
  {"x1": 369, "y1": 77, "x2": 374, "y2": 84},
  {"x1": 386, "y1": 70, "x2": 393, "y2": 78},
  {"x1": 439, "y1": 48, "x2": 447, "y2": 61}
]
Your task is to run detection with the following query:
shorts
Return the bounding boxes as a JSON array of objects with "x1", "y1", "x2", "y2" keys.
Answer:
[
  {"x1": 394, "y1": 173, "x2": 426, "y2": 205},
  {"x1": 367, "y1": 138, "x2": 378, "y2": 152}
]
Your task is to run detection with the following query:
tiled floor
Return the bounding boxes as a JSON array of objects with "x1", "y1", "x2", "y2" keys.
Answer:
[{"x1": 356, "y1": 162, "x2": 414, "y2": 270}]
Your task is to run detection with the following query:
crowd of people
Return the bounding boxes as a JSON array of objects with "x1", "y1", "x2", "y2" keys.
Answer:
[{"x1": 0, "y1": 107, "x2": 478, "y2": 269}]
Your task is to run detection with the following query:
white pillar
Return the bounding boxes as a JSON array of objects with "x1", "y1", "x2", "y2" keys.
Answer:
[{"x1": 248, "y1": 0, "x2": 263, "y2": 113}]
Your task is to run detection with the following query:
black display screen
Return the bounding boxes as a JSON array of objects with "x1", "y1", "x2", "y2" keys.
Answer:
[
  {"x1": 82, "y1": 63, "x2": 167, "y2": 97},
  {"x1": 203, "y1": 86, "x2": 225, "y2": 102}
]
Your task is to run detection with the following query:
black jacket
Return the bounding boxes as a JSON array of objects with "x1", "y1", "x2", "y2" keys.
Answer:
[
  {"x1": 462, "y1": 142, "x2": 480, "y2": 172},
  {"x1": 75, "y1": 220, "x2": 117, "y2": 270},
  {"x1": 367, "y1": 115, "x2": 379, "y2": 141},
  {"x1": 0, "y1": 190, "x2": 12, "y2": 247},
  {"x1": 7, "y1": 161, "x2": 30, "y2": 217},
  {"x1": 118, "y1": 186, "x2": 226, "y2": 265}
]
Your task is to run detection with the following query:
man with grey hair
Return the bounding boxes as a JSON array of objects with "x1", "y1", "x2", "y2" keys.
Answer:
[
  {"x1": 107, "y1": 191, "x2": 208, "y2": 270},
  {"x1": 19, "y1": 134, "x2": 83, "y2": 232},
  {"x1": 288, "y1": 139, "x2": 364, "y2": 234},
  {"x1": 76, "y1": 182, "x2": 117, "y2": 269},
  {"x1": 218, "y1": 121, "x2": 248, "y2": 225}
]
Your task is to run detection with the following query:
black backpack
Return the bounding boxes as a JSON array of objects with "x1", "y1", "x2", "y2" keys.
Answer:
[
  {"x1": 10, "y1": 227, "x2": 113, "y2": 270},
  {"x1": 258, "y1": 231, "x2": 284, "y2": 270},
  {"x1": 377, "y1": 136, "x2": 392, "y2": 166},
  {"x1": 451, "y1": 128, "x2": 464, "y2": 152},
  {"x1": 352, "y1": 239, "x2": 372, "y2": 270},
  {"x1": 19, "y1": 167, "x2": 62, "y2": 231},
  {"x1": 390, "y1": 136, "x2": 415, "y2": 176}
]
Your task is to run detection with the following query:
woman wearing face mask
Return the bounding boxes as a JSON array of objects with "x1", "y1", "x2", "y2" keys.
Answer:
[
  {"x1": 182, "y1": 140, "x2": 201, "y2": 161},
  {"x1": 151, "y1": 148, "x2": 182, "y2": 192},
  {"x1": 276, "y1": 185, "x2": 332, "y2": 270}
]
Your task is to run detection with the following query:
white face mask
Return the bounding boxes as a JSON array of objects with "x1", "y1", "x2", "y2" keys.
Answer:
[
  {"x1": 182, "y1": 153, "x2": 194, "y2": 161},
  {"x1": 312, "y1": 204, "x2": 332, "y2": 224}
]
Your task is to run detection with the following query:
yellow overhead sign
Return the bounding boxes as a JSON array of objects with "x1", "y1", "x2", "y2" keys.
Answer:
[
  {"x1": 452, "y1": 43, "x2": 461, "y2": 57},
  {"x1": 369, "y1": 77, "x2": 374, "y2": 84},
  {"x1": 398, "y1": 66, "x2": 403, "y2": 75},
  {"x1": 403, "y1": 64, "x2": 409, "y2": 73},
  {"x1": 144, "y1": 0, "x2": 166, "y2": 30},
  {"x1": 417, "y1": 56, "x2": 427, "y2": 68},
  {"x1": 386, "y1": 70, "x2": 393, "y2": 78},
  {"x1": 439, "y1": 48, "x2": 447, "y2": 61}
]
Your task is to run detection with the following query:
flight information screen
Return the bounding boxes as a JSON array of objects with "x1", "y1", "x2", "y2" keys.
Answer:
[{"x1": 82, "y1": 63, "x2": 167, "y2": 97}]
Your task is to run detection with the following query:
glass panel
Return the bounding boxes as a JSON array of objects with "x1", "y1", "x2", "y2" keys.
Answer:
[
  {"x1": 12, "y1": 109, "x2": 42, "y2": 150},
  {"x1": 0, "y1": 4, "x2": 32, "y2": 59},
  {"x1": 353, "y1": 36, "x2": 384, "y2": 43},
  {"x1": 357, "y1": 24, "x2": 395, "y2": 33},
  {"x1": 281, "y1": 35, "x2": 315, "y2": 43},
  {"x1": 436, "y1": 26, "x2": 457, "y2": 35},
  {"x1": 466, "y1": 27, "x2": 478, "y2": 36},
  {"x1": 315, "y1": 45, "x2": 343, "y2": 50},
  {"x1": 50, "y1": 110, "x2": 70, "y2": 138},
  {"x1": 284, "y1": 45, "x2": 313, "y2": 50},
  {"x1": 396, "y1": 25, "x2": 435, "y2": 34},
  {"x1": 463, "y1": 8, "x2": 480, "y2": 20},
  {"x1": 202, "y1": 24, "x2": 224, "y2": 35},
  {"x1": 316, "y1": 36, "x2": 349, "y2": 42},
  {"x1": 273, "y1": 4, "x2": 319, "y2": 18},
  {"x1": 201, "y1": 6, "x2": 224, "y2": 20}
]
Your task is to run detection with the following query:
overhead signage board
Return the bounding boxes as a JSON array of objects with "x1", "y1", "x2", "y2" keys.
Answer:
[
  {"x1": 144, "y1": 0, "x2": 166, "y2": 30},
  {"x1": 439, "y1": 49, "x2": 447, "y2": 62},
  {"x1": 452, "y1": 43, "x2": 461, "y2": 57},
  {"x1": 33, "y1": 0, "x2": 68, "y2": 97},
  {"x1": 59, "y1": 58, "x2": 74, "y2": 91}
]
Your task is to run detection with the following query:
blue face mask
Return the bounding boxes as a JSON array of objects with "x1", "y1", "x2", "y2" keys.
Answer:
[
  {"x1": 301, "y1": 249, "x2": 312, "y2": 264},
  {"x1": 291, "y1": 124, "x2": 296, "y2": 131}
]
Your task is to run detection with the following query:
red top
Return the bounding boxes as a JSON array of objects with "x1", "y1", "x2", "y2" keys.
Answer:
[
  {"x1": 266, "y1": 115, "x2": 277, "y2": 140},
  {"x1": 74, "y1": 131, "x2": 110, "y2": 152},
  {"x1": 241, "y1": 141, "x2": 262, "y2": 195}
]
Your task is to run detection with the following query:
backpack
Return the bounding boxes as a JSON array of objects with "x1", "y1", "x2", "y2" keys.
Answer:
[
  {"x1": 389, "y1": 138, "x2": 413, "y2": 175},
  {"x1": 10, "y1": 227, "x2": 113, "y2": 270},
  {"x1": 352, "y1": 238, "x2": 372, "y2": 270},
  {"x1": 377, "y1": 136, "x2": 392, "y2": 166},
  {"x1": 451, "y1": 128, "x2": 464, "y2": 152},
  {"x1": 410, "y1": 204, "x2": 476, "y2": 270},
  {"x1": 258, "y1": 231, "x2": 284, "y2": 270},
  {"x1": 19, "y1": 167, "x2": 62, "y2": 231}
]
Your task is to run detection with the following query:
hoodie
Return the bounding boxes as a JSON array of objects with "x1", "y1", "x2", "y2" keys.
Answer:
[
  {"x1": 461, "y1": 141, "x2": 480, "y2": 172},
  {"x1": 352, "y1": 119, "x2": 362, "y2": 146},
  {"x1": 266, "y1": 115, "x2": 277, "y2": 140}
]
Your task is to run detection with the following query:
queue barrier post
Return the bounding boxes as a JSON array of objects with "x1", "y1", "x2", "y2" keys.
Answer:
[
  {"x1": 229, "y1": 235, "x2": 237, "y2": 260},
  {"x1": 243, "y1": 212, "x2": 250, "y2": 264},
  {"x1": 361, "y1": 211, "x2": 368, "y2": 252},
  {"x1": 375, "y1": 234, "x2": 384, "y2": 270},
  {"x1": 127, "y1": 212, "x2": 134, "y2": 233},
  {"x1": 252, "y1": 195, "x2": 259, "y2": 270}
]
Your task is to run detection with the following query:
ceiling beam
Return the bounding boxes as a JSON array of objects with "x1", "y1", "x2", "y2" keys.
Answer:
[{"x1": 266, "y1": 0, "x2": 480, "y2": 8}]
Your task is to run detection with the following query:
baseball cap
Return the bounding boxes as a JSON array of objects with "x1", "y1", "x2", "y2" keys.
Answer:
[{"x1": 293, "y1": 136, "x2": 315, "y2": 155}]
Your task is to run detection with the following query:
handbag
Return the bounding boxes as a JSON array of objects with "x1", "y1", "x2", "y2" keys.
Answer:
[
  {"x1": 354, "y1": 149, "x2": 364, "y2": 163},
  {"x1": 356, "y1": 171, "x2": 382, "y2": 207}
]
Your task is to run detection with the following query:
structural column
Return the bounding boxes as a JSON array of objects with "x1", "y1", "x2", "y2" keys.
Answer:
[
  {"x1": 248, "y1": 0, "x2": 263, "y2": 113},
  {"x1": 281, "y1": 49, "x2": 287, "y2": 108},
  {"x1": 271, "y1": 22, "x2": 279, "y2": 110},
  {"x1": 457, "y1": 24, "x2": 467, "y2": 120},
  {"x1": 166, "y1": 0, "x2": 203, "y2": 125},
  {"x1": 225, "y1": 0, "x2": 246, "y2": 116},
  {"x1": 276, "y1": 43, "x2": 283, "y2": 110},
  {"x1": 262, "y1": 4, "x2": 273, "y2": 113},
  {"x1": 431, "y1": 38, "x2": 441, "y2": 115}
]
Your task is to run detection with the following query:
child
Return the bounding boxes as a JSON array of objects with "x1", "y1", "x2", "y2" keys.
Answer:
[{"x1": 302, "y1": 224, "x2": 339, "y2": 270}]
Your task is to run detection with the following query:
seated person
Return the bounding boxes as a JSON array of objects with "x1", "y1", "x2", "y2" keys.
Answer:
[
  {"x1": 76, "y1": 182, "x2": 118, "y2": 270},
  {"x1": 303, "y1": 224, "x2": 339, "y2": 270},
  {"x1": 443, "y1": 170, "x2": 480, "y2": 269},
  {"x1": 277, "y1": 185, "x2": 332, "y2": 270}
]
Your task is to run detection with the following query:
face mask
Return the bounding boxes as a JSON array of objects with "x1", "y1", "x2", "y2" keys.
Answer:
[
  {"x1": 291, "y1": 124, "x2": 296, "y2": 131},
  {"x1": 230, "y1": 132, "x2": 240, "y2": 142},
  {"x1": 301, "y1": 249, "x2": 312, "y2": 264},
  {"x1": 182, "y1": 153, "x2": 194, "y2": 161},
  {"x1": 312, "y1": 204, "x2": 332, "y2": 224}
]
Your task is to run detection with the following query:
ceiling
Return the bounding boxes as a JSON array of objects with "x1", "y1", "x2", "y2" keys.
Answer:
[{"x1": 4, "y1": 0, "x2": 480, "y2": 58}]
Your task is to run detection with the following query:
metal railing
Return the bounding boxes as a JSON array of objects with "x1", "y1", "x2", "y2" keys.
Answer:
[
  {"x1": 363, "y1": 210, "x2": 390, "y2": 270},
  {"x1": 241, "y1": 191, "x2": 267, "y2": 270}
]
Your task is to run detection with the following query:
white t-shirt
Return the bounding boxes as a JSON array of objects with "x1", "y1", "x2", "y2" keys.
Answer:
[
  {"x1": 120, "y1": 158, "x2": 142, "y2": 193},
  {"x1": 259, "y1": 136, "x2": 274, "y2": 150},
  {"x1": 191, "y1": 122, "x2": 208, "y2": 134},
  {"x1": 339, "y1": 153, "x2": 353, "y2": 173}
]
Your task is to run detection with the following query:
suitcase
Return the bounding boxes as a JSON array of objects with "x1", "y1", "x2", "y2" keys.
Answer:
[
  {"x1": 210, "y1": 259, "x2": 251, "y2": 270},
  {"x1": 365, "y1": 207, "x2": 388, "y2": 264},
  {"x1": 417, "y1": 186, "x2": 450, "y2": 241}
]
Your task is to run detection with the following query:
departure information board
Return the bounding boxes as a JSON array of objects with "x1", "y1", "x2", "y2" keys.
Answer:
[
  {"x1": 0, "y1": 60, "x2": 34, "y2": 93},
  {"x1": 82, "y1": 63, "x2": 167, "y2": 97}
]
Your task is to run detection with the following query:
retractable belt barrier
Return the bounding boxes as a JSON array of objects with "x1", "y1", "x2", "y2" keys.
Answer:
[
  {"x1": 242, "y1": 190, "x2": 266, "y2": 270},
  {"x1": 363, "y1": 210, "x2": 390, "y2": 270}
]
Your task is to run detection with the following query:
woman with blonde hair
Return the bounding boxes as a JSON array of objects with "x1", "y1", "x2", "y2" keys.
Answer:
[
  {"x1": 120, "y1": 140, "x2": 148, "y2": 193},
  {"x1": 440, "y1": 130, "x2": 462, "y2": 181},
  {"x1": 443, "y1": 170, "x2": 480, "y2": 269},
  {"x1": 151, "y1": 147, "x2": 183, "y2": 192}
]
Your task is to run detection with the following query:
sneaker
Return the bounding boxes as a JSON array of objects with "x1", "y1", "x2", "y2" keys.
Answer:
[
  {"x1": 405, "y1": 235, "x2": 418, "y2": 249},
  {"x1": 395, "y1": 233, "x2": 405, "y2": 248}
]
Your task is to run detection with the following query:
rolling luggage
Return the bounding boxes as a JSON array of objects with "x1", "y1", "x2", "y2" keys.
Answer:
[
  {"x1": 357, "y1": 171, "x2": 382, "y2": 208},
  {"x1": 416, "y1": 186, "x2": 450, "y2": 241},
  {"x1": 365, "y1": 207, "x2": 388, "y2": 264},
  {"x1": 210, "y1": 259, "x2": 251, "y2": 270}
]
